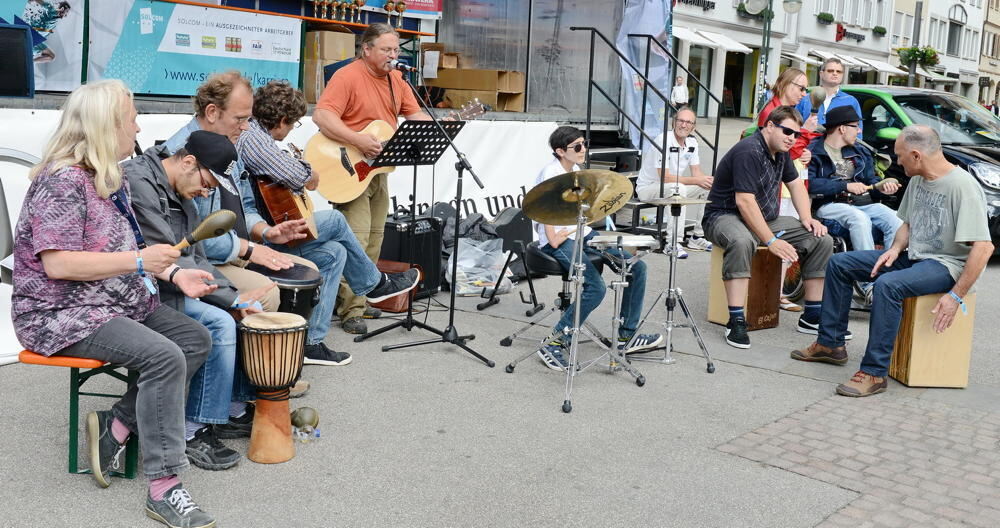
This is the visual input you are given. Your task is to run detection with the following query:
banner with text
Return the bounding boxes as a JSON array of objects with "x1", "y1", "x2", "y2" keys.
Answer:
[
  {"x1": 88, "y1": 1, "x2": 301, "y2": 95},
  {"x1": 0, "y1": 0, "x2": 85, "y2": 92}
]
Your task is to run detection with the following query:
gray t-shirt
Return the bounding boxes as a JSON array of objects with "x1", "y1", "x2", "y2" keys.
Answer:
[{"x1": 897, "y1": 166, "x2": 990, "y2": 281}]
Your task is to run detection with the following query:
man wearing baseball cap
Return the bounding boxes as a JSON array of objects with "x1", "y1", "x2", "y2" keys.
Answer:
[
  {"x1": 804, "y1": 105, "x2": 903, "y2": 309},
  {"x1": 125, "y1": 130, "x2": 280, "y2": 472}
]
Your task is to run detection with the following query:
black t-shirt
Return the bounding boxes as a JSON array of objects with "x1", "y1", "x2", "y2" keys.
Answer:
[{"x1": 704, "y1": 131, "x2": 799, "y2": 226}]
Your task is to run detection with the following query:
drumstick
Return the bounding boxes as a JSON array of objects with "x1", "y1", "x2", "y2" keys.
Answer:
[{"x1": 174, "y1": 210, "x2": 237, "y2": 250}]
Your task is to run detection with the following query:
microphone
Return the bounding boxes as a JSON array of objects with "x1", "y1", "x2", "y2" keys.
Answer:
[
  {"x1": 809, "y1": 86, "x2": 827, "y2": 115},
  {"x1": 389, "y1": 59, "x2": 417, "y2": 72}
]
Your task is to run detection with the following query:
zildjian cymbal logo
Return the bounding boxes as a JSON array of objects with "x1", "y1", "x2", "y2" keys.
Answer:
[{"x1": 599, "y1": 192, "x2": 627, "y2": 213}]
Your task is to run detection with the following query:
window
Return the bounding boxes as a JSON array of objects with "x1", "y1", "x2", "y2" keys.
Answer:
[{"x1": 948, "y1": 21, "x2": 963, "y2": 56}]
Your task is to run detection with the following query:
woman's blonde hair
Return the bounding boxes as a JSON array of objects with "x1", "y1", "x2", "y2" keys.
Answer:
[
  {"x1": 772, "y1": 67, "x2": 806, "y2": 105},
  {"x1": 30, "y1": 79, "x2": 134, "y2": 199}
]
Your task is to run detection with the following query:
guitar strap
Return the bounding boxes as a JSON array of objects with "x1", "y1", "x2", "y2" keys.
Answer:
[
  {"x1": 219, "y1": 172, "x2": 250, "y2": 239},
  {"x1": 387, "y1": 72, "x2": 396, "y2": 115}
]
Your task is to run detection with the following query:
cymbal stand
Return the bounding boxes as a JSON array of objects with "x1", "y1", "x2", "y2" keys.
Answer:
[{"x1": 628, "y1": 200, "x2": 716, "y2": 373}]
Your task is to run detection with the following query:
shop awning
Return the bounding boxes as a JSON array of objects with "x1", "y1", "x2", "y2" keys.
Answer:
[
  {"x1": 854, "y1": 57, "x2": 908, "y2": 75},
  {"x1": 697, "y1": 30, "x2": 752, "y2": 54},
  {"x1": 671, "y1": 25, "x2": 716, "y2": 47},
  {"x1": 781, "y1": 52, "x2": 822, "y2": 66},
  {"x1": 808, "y1": 49, "x2": 864, "y2": 68},
  {"x1": 916, "y1": 66, "x2": 958, "y2": 83}
]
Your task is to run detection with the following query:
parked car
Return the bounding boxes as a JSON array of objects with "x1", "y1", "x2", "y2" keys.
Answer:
[{"x1": 841, "y1": 85, "x2": 1000, "y2": 246}]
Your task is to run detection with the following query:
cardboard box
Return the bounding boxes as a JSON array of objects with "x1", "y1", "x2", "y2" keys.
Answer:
[
  {"x1": 425, "y1": 69, "x2": 525, "y2": 93},
  {"x1": 303, "y1": 58, "x2": 337, "y2": 104},
  {"x1": 305, "y1": 30, "x2": 356, "y2": 61},
  {"x1": 440, "y1": 52, "x2": 462, "y2": 69},
  {"x1": 443, "y1": 89, "x2": 525, "y2": 113}
]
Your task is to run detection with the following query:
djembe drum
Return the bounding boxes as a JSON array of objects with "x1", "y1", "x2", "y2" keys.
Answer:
[
  {"x1": 246, "y1": 263, "x2": 323, "y2": 322},
  {"x1": 239, "y1": 312, "x2": 308, "y2": 464}
]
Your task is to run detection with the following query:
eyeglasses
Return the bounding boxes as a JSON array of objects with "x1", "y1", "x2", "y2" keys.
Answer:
[
  {"x1": 772, "y1": 123, "x2": 802, "y2": 138},
  {"x1": 675, "y1": 118, "x2": 696, "y2": 127},
  {"x1": 294, "y1": 120, "x2": 303, "y2": 129},
  {"x1": 197, "y1": 165, "x2": 217, "y2": 191},
  {"x1": 791, "y1": 81, "x2": 809, "y2": 93},
  {"x1": 376, "y1": 46, "x2": 400, "y2": 55},
  {"x1": 840, "y1": 123, "x2": 860, "y2": 129}
]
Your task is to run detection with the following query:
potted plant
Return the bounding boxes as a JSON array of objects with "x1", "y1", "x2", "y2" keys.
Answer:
[
  {"x1": 897, "y1": 45, "x2": 940, "y2": 67},
  {"x1": 737, "y1": 2, "x2": 774, "y2": 21},
  {"x1": 817, "y1": 12, "x2": 834, "y2": 25},
  {"x1": 872, "y1": 26, "x2": 887, "y2": 37}
]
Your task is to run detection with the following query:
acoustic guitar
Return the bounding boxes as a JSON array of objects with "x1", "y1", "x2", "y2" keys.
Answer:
[
  {"x1": 304, "y1": 101, "x2": 486, "y2": 204},
  {"x1": 250, "y1": 143, "x2": 318, "y2": 249}
]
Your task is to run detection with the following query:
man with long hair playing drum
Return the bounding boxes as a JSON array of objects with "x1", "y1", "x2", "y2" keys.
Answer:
[{"x1": 11, "y1": 80, "x2": 217, "y2": 528}]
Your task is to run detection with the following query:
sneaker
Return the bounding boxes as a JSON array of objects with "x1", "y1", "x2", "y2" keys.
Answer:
[
  {"x1": 536, "y1": 341, "x2": 568, "y2": 371},
  {"x1": 145, "y1": 484, "x2": 216, "y2": 528},
  {"x1": 341, "y1": 316, "x2": 367, "y2": 335},
  {"x1": 214, "y1": 403, "x2": 254, "y2": 439},
  {"x1": 363, "y1": 306, "x2": 382, "y2": 319},
  {"x1": 836, "y1": 370, "x2": 888, "y2": 397},
  {"x1": 619, "y1": 333, "x2": 664, "y2": 354},
  {"x1": 85, "y1": 410, "x2": 127, "y2": 488},
  {"x1": 725, "y1": 317, "x2": 750, "y2": 349},
  {"x1": 675, "y1": 244, "x2": 689, "y2": 259},
  {"x1": 790, "y1": 342, "x2": 848, "y2": 365},
  {"x1": 797, "y1": 316, "x2": 853, "y2": 340},
  {"x1": 367, "y1": 269, "x2": 420, "y2": 303},
  {"x1": 779, "y1": 298, "x2": 803, "y2": 312},
  {"x1": 185, "y1": 427, "x2": 240, "y2": 471},
  {"x1": 289, "y1": 380, "x2": 310, "y2": 399},
  {"x1": 304, "y1": 343, "x2": 353, "y2": 366},
  {"x1": 685, "y1": 236, "x2": 713, "y2": 251}
]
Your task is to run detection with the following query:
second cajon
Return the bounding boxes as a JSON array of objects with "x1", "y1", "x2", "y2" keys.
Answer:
[
  {"x1": 707, "y1": 245, "x2": 781, "y2": 330},
  {"x1": 890, "y1": 292, "x2": 976, "y2": 388}
]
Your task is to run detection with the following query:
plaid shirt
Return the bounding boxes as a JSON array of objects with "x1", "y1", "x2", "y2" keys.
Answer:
[{"x1": 704, "y1": 131, "x2": 798, "y2": 227}]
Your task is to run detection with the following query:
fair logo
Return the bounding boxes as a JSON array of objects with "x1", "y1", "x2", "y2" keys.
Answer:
[
  {"x1": 250, "y1": 40, "x2": 264, "y2": 56},
  {"x1": 201, "y1": 36, "x2": 216, "y2": 49},
  {"x1": 175, "y1": 33, "x2": 190, "y2": 47}
]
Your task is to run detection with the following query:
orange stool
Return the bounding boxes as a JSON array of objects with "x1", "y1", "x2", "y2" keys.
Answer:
[{"x1": 19, "y1": 350, "x2": 138, "y2": 478}]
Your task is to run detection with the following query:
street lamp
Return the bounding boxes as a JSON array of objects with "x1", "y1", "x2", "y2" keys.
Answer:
[{"x1": 745, "y1": 0, "x2": 804, "y2": 116}]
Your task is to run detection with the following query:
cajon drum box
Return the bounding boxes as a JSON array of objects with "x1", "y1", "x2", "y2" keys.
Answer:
[
  {"x1": 890, "y1": 293, "x2": 975, "y2": 388},
  {"x1": 707, "y1": 246, "x2": 781, "y2": 330}
]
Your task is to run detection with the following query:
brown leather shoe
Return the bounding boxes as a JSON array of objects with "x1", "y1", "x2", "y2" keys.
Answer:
[
  {"x1": 836, "y1": 371, "x2": 887, "y2": 397},
  {"x1": 791, "y1": 342, "x2": 848, "y2": 365},
  {"x1": 289, "y1": 380, "x2": 311, "y2": 399}
]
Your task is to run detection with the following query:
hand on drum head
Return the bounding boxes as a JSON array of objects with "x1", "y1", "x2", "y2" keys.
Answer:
[
  {"x1": 173, "y1": 268, "x2": 218, "y2": 298},
  {"x1": 140, "y1": 244, "x2": 181, "y2": 273},
  {"x1": 250, "y1": 244, "x2": 295, "y2": 271},
  {"x1": 264, "y1": 219, "x2": 311, "y2": 245}
]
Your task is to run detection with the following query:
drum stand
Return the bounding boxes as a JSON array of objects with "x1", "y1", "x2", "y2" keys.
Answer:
[{"x1": 628, "y1": 199, "x2": 715, "y2": 373}]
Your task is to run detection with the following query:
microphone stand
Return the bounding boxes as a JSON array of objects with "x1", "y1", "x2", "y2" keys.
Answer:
[{"x1": 361, "y1": 62, "x2": 493, "y2": 367}]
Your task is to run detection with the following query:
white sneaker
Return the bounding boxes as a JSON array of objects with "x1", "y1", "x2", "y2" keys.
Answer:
[
  {"x1": 685, "y1": 237, "x2": 713, "y2": 251},
  {"x1": 675, "y1": 244, "x2": 688, "y2": 259}
]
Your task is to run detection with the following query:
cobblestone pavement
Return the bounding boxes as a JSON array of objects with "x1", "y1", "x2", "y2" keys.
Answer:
[{"x1": 717, "y1": 394, "x2": 1000, "y2": 528}]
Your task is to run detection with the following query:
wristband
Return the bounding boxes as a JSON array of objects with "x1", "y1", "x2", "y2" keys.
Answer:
[
  {"x1": 948, "y1": 291, "x2": 968, "y2": 315},
  {"x1": 135, "y1": 251, "x2": 158, "y2": 295},
  {"x1": 168, "y1": 267, "x2": 182, "y2": 284},
  {"x1": 230, "y1": 296, "x2": 251, "y2": 309},
  {"x1": 261, "y1": 226, "x2": 272, "y2": 244},
  {"x1": 242, "y1": 241, "x2": 255, "y2": 261},
  {"x1": 766, "y1": 236, "x2": 777, "y2": 246}
]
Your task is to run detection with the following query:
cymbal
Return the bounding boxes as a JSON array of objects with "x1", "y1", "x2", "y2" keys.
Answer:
[
  {"x1": 641, "y1": 194, "x2": 711, "y2": 207},
  {"x1": 522, "y1": 169, "x2": 633, "y2": 225}
]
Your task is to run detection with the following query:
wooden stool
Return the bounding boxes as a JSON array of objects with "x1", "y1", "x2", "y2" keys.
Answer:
[
  {"x1": 707, "y1": 245, "x2": 781, "y2": 330},
  {"x1": 890, "y1": 293, "x2": 976, "y2": 388},
  {"x1": 18, "y1": 350, "x2": 139, "y2": 478}
]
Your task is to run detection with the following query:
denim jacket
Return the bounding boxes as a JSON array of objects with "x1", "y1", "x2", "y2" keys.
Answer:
[{"x1": 806, "y1": 135, "x2": 878, "y2": 209}]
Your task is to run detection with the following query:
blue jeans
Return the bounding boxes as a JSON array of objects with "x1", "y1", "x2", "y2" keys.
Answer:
[
  {"x1": 183, "y1": 298, "x2": 256, "y2": 424},
  {"x1": 818, "y1": 250, "x2": 954, "y2": 377},
  {"x1": 273, "y1": 209, "x2": 381, "y2": 344},
  {"x1": 542, "y1": 232, "x2": 647, "y2": 340},
  {"x1": 816, "y1": 202, "x2": 902, "y2": 251}
]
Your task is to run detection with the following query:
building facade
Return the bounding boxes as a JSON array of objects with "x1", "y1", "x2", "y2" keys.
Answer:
[{"x1": 980, "y1": 0, "x2": 1000, "y2": 104}]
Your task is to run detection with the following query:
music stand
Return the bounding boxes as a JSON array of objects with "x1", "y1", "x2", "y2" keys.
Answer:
[{"x1": 354, "y1": 120, "x2": 494, "y2": 368}]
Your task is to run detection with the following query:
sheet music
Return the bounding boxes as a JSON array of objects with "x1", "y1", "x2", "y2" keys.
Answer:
[{"x1": 423, "y1": 51, "x2": 439, "y2": 79}]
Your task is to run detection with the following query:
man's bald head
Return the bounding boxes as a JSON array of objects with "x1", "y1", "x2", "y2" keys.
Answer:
[{"x1": 897, "y1": 125, "x2": 942, "y2": 155}]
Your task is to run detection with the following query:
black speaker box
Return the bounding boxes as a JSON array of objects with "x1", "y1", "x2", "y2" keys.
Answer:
[
  {"x1": 0, "y1": 24, "x2": 34, "y2": 98},
  {"x1": 381, "y1": 216, "x2": 443, "y2": 299}
]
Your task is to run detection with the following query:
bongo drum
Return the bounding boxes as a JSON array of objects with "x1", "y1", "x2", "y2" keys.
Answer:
[
  {"x1": 247, "y1": 263, "x2": 323, "y2": 321},
  {"x1": 239, "y1": 312, "x2": 308, "y2": 464}
]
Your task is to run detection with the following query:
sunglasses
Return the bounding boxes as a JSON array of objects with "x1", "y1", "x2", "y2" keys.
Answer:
[
  {"x1": 773, "y1": 123, "x2": 802, "y2": 138},
  {"x1": 565, "y1": 140, "x2": 588, "y2": 153},
  {"x1": 791, "y1": 81, "x2": 809, "y2": 93},
  {"x1": 824, "y1": 68, "x2": 843, "y2": 74}
]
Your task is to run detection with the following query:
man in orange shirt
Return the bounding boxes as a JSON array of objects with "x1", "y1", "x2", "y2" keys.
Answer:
[{"x1": 313, "y1": 23, "x2": 431, "y2": 334}]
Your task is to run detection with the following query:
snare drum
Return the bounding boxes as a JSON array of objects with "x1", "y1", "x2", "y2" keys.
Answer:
[
  {"x1": 247, "y1": 263, "x2": 323, "y2": 321},
  {"x1": 239, "y1": 312, "x2": 308, "y2": 464},
  {"x1": 587, "y1": 235, "x2": 657, "y2": 251}
]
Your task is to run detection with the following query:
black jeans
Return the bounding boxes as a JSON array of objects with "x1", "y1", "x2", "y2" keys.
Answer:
[{"x1": 60, "y1": 305, "x2": 211, "y2": 479}]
